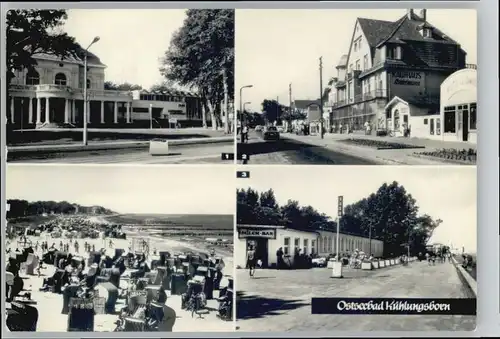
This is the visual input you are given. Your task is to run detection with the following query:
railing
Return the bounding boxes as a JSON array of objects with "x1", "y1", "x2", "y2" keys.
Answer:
[
  {"x1": 9, "y1": 84, "x2": 132, "y2": 98},
  {"x1": 331, "y1": 89, "x2": 387, "y2": 108}
]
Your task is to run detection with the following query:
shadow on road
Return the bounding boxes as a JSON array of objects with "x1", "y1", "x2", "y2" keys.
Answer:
[
  {"x1": 237, "y1": 139, "x2": 317, "y2": 156},
  {"x1": 236, "y1": 291, "x2": 309, "y2": 320}
]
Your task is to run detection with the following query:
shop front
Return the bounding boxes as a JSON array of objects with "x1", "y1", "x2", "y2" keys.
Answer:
[
  {"x1": 440, "y1": 68, "x2": 477, "y2": 143},
  {"x1": 236, "y1": 225, "x2": 319, "y2": 268}
]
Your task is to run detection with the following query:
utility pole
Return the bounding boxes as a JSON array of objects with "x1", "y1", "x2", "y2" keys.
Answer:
[
  {"x1": 222, "y1": 68, "x2": 229, "y2": 134},
  {"x1": 276, "y1": 96, "x2": 279, "y2": 126},
  {"x1": 289, "y1": 83, "x2": 292, "y2": 132},
  {"x1": 319, "y1": 56, "x2": 324, "y2": 139}
]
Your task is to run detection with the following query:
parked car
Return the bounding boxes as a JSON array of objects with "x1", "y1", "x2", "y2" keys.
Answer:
[
  {"x1": 255, "y1": 125, "x2": 263, "y2": 132},
  {"x1": 263, "y1": 126, "x2": 280, "y2": 141}
]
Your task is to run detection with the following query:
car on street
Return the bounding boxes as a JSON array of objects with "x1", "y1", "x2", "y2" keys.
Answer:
[
  {"x1": 262, "y1": 126, "x2": 280, "y2": 141},
  {"x1": 255, "y1": 125, "x2": 263, "y2": 132}
]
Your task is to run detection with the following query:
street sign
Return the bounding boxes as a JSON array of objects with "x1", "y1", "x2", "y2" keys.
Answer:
[{"x1": 337, "y1": 196, "x2": 343, "y2": 217}]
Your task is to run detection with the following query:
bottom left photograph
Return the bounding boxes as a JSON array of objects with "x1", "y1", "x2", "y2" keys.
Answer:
[{"x1": 5, "y1": 164, "x2": 235, "y2": 332}]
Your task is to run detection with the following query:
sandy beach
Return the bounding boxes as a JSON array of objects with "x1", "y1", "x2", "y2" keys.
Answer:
[{"x1": 7, "y1": 217, "x2": 234, "y2": 332}]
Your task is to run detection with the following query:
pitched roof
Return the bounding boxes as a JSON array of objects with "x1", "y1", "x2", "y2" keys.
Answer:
[
  {"x1": 357, "y1": 18, "x2": 396, "y2": 47},
  {"x1": 336, "y1": 54, "x2": 348, "y2": 67},
  {"x1": 293, "y1": 99, "x2": 321, "y2": 110},
  {"x1": 32, "y1": 43, "x2": 106, "y2": 67}
]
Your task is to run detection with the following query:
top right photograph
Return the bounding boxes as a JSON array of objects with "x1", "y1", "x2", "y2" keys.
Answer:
[{"x1": 235, "y1": 8, "x2": 477, "y2": 166}]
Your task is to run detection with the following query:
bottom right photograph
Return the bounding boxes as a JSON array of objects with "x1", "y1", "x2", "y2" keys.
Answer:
[{"x1": 235, "y1": 165, "x2": 476, "y2": 332}]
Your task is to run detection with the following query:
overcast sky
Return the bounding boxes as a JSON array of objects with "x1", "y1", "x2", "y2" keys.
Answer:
[
  {"x1": 63, "y1": 9, "x2": 187, "y2": 89},
  {"x1": 7, "y1": 165, "x2": 234, "y2": 215},
  {"x1": 235, "y1": 9, "x2": 477, "y2": 112},
  {"x1": 237, "y1": 166, "x2": 477, "y2": 253}
]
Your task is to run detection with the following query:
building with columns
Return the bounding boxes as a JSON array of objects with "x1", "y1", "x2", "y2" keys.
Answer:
[
  {"x1": 324, "y1": 9, "x2": 473, "y2": 136},
  {"x1": 7, "y1": 48, "x2": 203, "y2": 129}
]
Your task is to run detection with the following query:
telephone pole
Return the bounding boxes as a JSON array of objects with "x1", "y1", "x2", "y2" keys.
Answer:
[
  {"x1": 276, "y1": 96, "x2": 279, "y2": 125},
  {"x1": 288, "y1": 83, "x2": 292, "y2": 132},
  {"x1": 319, "y1": 56, "x2": 324, "y2": 139}
]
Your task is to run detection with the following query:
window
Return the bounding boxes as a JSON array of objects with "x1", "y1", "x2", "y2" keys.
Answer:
[
  {"x1": 323, "y1": 237, "x2": 327, "y2": 252},
  {"x1": 355, "y1": 60, "x2": 360, "y2": 70},
  {"x1": 86, "y1": 79, "x2": 91, "y2": 89},
  {"x1": 294, "y1": 238, "x2": 300, "y2": 251},
  {"x1": 358, "y1": 38, "x2": 362, "y2": 48},
  {"x1": 424, "y1": 119, "x2": 428, "y2": 125},
  {"x1": 26, "y1": 70, "x2": 40, "y2": 85},
  {"x1": 423, "y1": 28, "x2": 432, "y2": 38},
  {"x1": 311, "y1": 240, "x2": 316, "y2": 254},
  {"x1": 436, "y1": 118, "x2": 441, "y2": 135},
  {"x1": 444, "y1": 106, "x2": 456, "y2": 133},
  {"x1": 284, "y1": 237, "x2": 290, "y2": 255},
  {"x1": 353, "y1": 42, "x2": 357, "y2": 52},
  {"x1": 303, "y1": 239, "x2": 309, "y2": 255},
  {"x1": 54, "y1": 73, "x2": 67, "y2": 86},
  {"x1": 363, "y1": 54, "x2": 368, "y2": 70},
  {"x1": 470, "y1": 103, "x2": 477, "y2": 130}
]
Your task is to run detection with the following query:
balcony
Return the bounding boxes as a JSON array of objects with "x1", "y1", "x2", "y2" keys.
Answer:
[
  {"x1": 331, "y1": 89, "x2": 387, "y2": 109},
  {"x1": 9, "y1": 84, "x2": 132, "y2": 100}
]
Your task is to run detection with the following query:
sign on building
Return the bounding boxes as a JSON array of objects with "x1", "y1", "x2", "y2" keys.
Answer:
[
  {"x1": 337, "y1": 196, "x2": 344, "y2": 217},
  {"x1": 391, "y1": 71, "x2": 423, "y2": 86},
  {"x1": 238, "y1": 228, "x2": 276, "y2": 239}
]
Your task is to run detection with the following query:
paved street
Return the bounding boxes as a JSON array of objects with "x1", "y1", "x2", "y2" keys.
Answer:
[
  {"x1": 236, "y1": 261, "x2": 475, "y2": 331},
  {"x1": 7, "y1": 142, "x2": 234, "y2": 164},
  {"x1": 237, "y1": 131, "x2": 475, "y2": 165},
  {"x1": 237, "y1": 132, "x2": 376, "y2": 165}
]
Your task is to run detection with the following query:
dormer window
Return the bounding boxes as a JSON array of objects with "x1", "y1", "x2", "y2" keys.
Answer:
[
  {"x1": 387, "y1": 46, "x2": 402, "y2": 60},
  {"x1": 422, "y1": 28, "x2": 432, "y2": 38}
]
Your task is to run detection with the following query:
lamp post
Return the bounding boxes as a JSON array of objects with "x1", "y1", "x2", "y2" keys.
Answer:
[
  {"x1": 239, "y1": 85, "x2": 253, "y2": 141},
  {"x1": 82, "y1": 36, "x2": 100, "y2": 146}
]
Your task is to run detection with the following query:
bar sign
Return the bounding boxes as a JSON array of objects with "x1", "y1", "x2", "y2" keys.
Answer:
[{"x1": 337, "y1": 196, "x2": 343, "y2": 217}]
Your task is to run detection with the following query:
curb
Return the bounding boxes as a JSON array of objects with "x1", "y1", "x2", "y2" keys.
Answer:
[
  {"x1": 7, "y1": 136, "x2": 234, "y2": 154},
  {"x1": 451, "y1": 256, "x2": 477, "y2": 297}
]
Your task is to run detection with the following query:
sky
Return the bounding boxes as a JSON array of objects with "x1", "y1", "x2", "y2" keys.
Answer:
[
  {"x1": 235, "y1": 9, "x2": 478, "y2": 112},
  {"x1": 62, "y1": 9, "x2": 187, "y2": 89},
  {"x1": 237, "y1": 166, "x2": 477, "y2": 253},
  {"x1": 6, "y1": 165, "x2": 234, "y2": 215}
]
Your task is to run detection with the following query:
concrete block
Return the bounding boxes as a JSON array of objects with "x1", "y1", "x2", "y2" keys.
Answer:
[
  {"x1": 361, "y1": 262, "x2": 372, "y2": 270},
  {"x1": 149, "y1": 139, "x2": 169, "y2": 155}
]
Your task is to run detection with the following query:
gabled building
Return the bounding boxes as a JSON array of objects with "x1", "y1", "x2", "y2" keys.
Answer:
[{"x1": 327, "y1": 9, "x2": 472, "y2": 137}]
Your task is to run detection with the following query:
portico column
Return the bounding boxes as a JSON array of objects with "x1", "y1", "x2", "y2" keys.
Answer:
[
  {"x1": 126, "y1": 102, "x2": 131, "y2": 123},
  {"x1": 10, "y1": 96, "x2": 15, "y2": 123},
  {"x1": 28, "y1": 97, "x2": 34, "y2": 124},
  {"x1": 64, "y1": 99, "x2": 70, "y2": 123},
  {"x1": 45, "y1": 98, "x2": 51, "y2": 123},
  {"x1": 87, "y1": 101, "x2": 91, "y2": 123},
  {"x1": 72, "y1": 100, "x2": 76, "y2": 123},
  {"x1": 36, "y1": 97, "x2": 42, "y2": 124},
  {"x1": 100, "y1": 101, "x2": 105, "y2": 124},
  {"x1": 114, "y1": 101, "x2": 118, "y2": 123}
]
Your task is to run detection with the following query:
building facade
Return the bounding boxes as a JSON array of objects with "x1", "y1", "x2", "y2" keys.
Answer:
[
  {"x1": 325, "y1": 9, "x2": 471, "y2": 136},
  {"x1": 7, "y1": 49, "x2": 204, "y2": 128},
  {"x1": 236, "y1": 224, "x2": 384, "y2": 268}
]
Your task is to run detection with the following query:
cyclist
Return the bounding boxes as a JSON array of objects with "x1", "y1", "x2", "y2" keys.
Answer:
[{"x1": 247, "y1": 245, "x2": 257, "y2": 277}]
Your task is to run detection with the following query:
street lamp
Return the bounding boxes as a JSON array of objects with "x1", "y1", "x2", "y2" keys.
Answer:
[
  {"x1": 239, "y1": 85, "x2": 253, "y2": 141},
  {"x1": 82, "y1": 36, "x2": 100, "y2": 146}
]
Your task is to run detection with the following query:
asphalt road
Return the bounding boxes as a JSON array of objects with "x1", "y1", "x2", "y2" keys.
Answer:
[
  {"x1": 236, "y1": 261, "x2": 475, "y2": 332},
  {"x1": 7, "y1": 142, "x2": 234, "y2": 164},
  {"x1": 237, "y1": 132, "x2": 376, "y2": 165}
]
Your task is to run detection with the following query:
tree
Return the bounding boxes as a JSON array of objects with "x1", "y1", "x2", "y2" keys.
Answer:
[
  {"x1": 6, "y1": 199, "x2": 114, "y2": 219},
  {"x1": 6, "y1": 10, "x2": 80, "y2": 85},
  {"x1": 104, "y1": 81, "x2": 142, "y2": 91},
  {"x1": 261, "y1": 99, "x2": 285, "y2": 124},
  {"x1": 160, "y1": 9, "x2": 234, "y2": 130}
]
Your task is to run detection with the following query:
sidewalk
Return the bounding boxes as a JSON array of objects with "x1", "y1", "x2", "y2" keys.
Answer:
[{"x1": 283, "y1": 133, "x2": 475, "y2": 165}]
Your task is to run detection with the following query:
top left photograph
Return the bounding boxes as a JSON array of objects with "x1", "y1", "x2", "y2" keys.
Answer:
[{"x1": 4, "y1": 9, "x2": 235, "y2": 164}]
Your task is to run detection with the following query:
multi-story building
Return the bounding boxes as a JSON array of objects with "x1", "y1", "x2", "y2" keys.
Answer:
[
  {"x1": 7, "y1": 47, "x2": 204, "y2": 128},
  {"x1": 327, "y1": 9, "x2": 471, "y2": 137}
]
